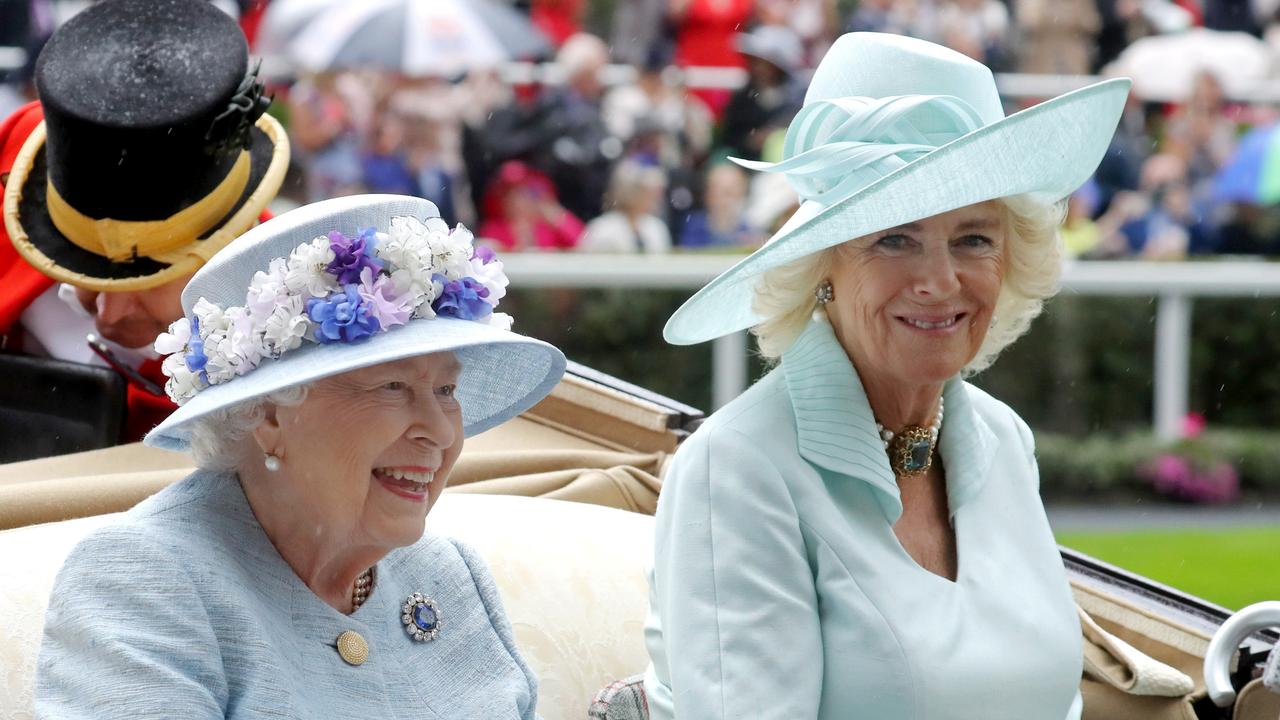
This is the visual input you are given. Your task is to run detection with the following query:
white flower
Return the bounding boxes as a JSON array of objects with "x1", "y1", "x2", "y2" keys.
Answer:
[
  {"x1": 192, "y1": 298, "x2": 228, "y2": 336},
  {"x1": 161, "y1": 354, "x2": 202, "y2": 405},
  {"x1": 468, "y1": 255, "x2": 508, "y2": 307},
  {"x1": 429, "y1": 228, "x2": 474, "y2": 281},
  {"x1": 222, "y1": 306, "x2": 265, "y2": 376},
  {"x1": 486, "y1": 312, "x2": 514, "y2": 332},
  {"x1": 285, "y1": 236, "x2": 338, "y2": 298},
  {"x1": 261, "y1": 295, "x2": 309, "y2": 356},
  {"x1": 200, "y1": 328, "x2": 238, "y2": 385},
  {"x1": 246, "y1": 258, "x2": 291, "y2": 317},
  {"x1": 380, "y1": 217, "x2": 437, "y2": 299},
  {"x1": 154, "y1": 317, "x2": 192, "y2": 355}
]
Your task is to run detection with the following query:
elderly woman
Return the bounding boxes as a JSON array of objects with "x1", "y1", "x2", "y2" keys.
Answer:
[
  {"x1": 34, "y1": 195, "x2": 565, "y2": 719},
  {"x1": 644, "y1": 33, "x2": 1130, "y2": 719}
]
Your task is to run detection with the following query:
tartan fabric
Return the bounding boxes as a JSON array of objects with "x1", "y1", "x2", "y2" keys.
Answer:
[{"x1": 588, "y1": 675, "x2": 649, "y2": 720}]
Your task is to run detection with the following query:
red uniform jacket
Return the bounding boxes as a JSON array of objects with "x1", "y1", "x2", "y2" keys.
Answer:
[{"x1": 0, "y1": 101, "x2": 271, "y2": 443}]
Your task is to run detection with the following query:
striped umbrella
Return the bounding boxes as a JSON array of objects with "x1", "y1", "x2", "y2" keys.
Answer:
[
  {"x1": 264, "y1": 0, "x2": 553, "y2": 77},
  {"x1": 1214, "y1": 124, "x2": 1280, "y2": 206}
]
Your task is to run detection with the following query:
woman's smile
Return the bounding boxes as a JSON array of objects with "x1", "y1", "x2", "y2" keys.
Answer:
[
  {"x1": 372, "y1": 466, "x2": 437, "y2": 502},
  {"x1": 894, "y1": 310, "x2": 969, "y2": 334}
]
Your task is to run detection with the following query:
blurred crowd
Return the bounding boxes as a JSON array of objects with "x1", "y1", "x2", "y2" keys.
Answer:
[{"x1": 7, "y1": 0, "x2": 1280, "y2": 257}]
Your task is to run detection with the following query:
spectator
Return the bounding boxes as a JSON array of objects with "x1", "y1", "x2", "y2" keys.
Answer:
[
  {"x1": 936, "y1": 0, "x2": 1011, "y2": 68},
  {"x1": 669, "y1": 0, "x2": 756, "y2": 115},
  {"x1": 603, "y1": 46, "x2": 714, "y2": 170},
  {"x1": 1094, "y1": 0, "x2": 1157, "y2": 71},
  {"x1": 360, "y1": 109, "x2": 420, "y2": 197},
  {"x1": 756, "y1": 0, "x2": 840, "y2": 64},
  {"x1": 1107, "y1": 155, "x2": 1213, "y2": 258},
  {"x1": 1163, "y1": 70, "x2": 1239, "y2": 202},
  {"x1": 721, "y1": 25, "x2": 806, "y2": 162},
  {"x1": 609, "y1": 0, "x2": 670, "y2": 67},
  {"x1": 535, "y1": 32, "x2": 618, "y2": 221},
  {"x1": 845, "y1": 0, "x2": 920, "y2": 35},
  {"x1": 1203, "y1": 0, "x2": 1264, "y2": 34},
  {"x1": 580, "y1": 161, "x2": 672, "y2": 253},
  {"x1": 679, "y1": 163, "x2": 762, "y2": 249},
  {"x1": 1015, "y1": 0, "x2": 1101, "y2": 75},
  {"x1": 1061, "y1": 184, "x2": 1104, "y2": 257},
  {"x1": 531, "y1": 0, "x2": 586, "y2": 46},
  {"x1": 288, "y1": 73, "x2": 367, "y2": 201},
  {"x1": 477, "y1": 160, "x2": 584, "y2": 252}
]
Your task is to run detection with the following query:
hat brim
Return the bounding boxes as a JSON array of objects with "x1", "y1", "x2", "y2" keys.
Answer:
[
  {"x1": 663, "y1": 78, "x2": 1132, "y2": 345},
  {"x1": 145, "y1": 316, "x2": 567, "y2": 452},
  {"x1": 3, "y1": 114, "x2": 290, "y2": 293}
]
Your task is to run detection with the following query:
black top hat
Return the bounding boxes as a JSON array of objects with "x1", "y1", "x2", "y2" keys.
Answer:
[{"x1": 2, "y1": 0, "x2": 289, "y2": 292}]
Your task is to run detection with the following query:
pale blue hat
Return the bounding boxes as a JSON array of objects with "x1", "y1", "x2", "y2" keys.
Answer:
[
  {"x1": 664, "y1": 32, "x2": 1131, "y2": 345},
  {"x1": 146, "y1": 194, "x2": 566, "y2": 451}
]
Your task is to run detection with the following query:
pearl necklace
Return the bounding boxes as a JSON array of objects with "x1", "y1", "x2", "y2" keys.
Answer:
[
  {"x1": 352, "y1": 567, "x2": 374, "y2": 610},
  {"x1": 875, "y1": 397, "x2": 944, "y2": 476}
]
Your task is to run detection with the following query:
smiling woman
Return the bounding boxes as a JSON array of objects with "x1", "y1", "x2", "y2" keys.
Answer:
[
  {"x1": 645, "y1": 32, "x2": 1131, "y2": 720},
  {"x1": 33, "y1": 195, "x2": 566, "y2": 719}
]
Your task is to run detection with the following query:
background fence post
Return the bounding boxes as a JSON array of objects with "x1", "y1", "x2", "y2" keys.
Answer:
[{"x1": 1155, "y1": 293, "x2": 1192, "y2": 442}]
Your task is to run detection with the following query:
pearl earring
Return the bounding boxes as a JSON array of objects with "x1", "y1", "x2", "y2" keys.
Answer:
[{"x1": 264, "y1": 453, "x2": 281, "y2": 472}]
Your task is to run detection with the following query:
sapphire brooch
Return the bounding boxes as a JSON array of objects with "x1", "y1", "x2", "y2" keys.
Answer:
[{"x1": 402, "y1": 592, "x2": 442, "y2": 642}]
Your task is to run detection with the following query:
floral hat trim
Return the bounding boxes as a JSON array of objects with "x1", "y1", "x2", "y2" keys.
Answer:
[{"x1": 154, "y1": 215, "x2": 511, "y2": 405}]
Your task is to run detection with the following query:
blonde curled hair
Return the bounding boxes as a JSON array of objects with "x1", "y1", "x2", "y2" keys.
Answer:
[{"x1": 750, "y1": 196, "x2": 1065, "y2": 374}]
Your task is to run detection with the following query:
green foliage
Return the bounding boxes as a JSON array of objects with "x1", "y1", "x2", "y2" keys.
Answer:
[{"x1": 1036, "y1": 429, "x2": 1280, "y2": 499}]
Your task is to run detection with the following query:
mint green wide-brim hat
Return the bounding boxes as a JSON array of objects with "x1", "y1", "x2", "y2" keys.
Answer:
[{"x1": 664, "y1": 32, "x2": 1131, "y2": 346}]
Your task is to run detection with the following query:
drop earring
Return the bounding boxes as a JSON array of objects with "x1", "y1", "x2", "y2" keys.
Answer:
[{"x1": 264, "y1": 453, "x2": 281, "y2": 472}]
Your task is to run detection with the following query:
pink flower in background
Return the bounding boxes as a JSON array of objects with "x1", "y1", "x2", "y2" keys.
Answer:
[
  {"x1": 1139, "y1": 453, "x2": 1240, "y2": 504},
  {"x1": 1181, "y1": 412, "x2": 1207, "y2": 439}
]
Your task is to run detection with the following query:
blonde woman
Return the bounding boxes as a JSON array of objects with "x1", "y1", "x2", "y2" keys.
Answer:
[{"x1": 644, "y1": 33, "x2": 1130, "y2": 719}]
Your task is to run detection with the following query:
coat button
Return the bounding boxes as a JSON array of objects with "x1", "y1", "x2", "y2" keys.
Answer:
[{"x1": 336, "y1": 630, "x2": 369, "y2": 666}]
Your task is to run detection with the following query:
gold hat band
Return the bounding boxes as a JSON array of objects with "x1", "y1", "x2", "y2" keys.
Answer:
[{"x1": 46, "y1": 143, "x2": 251, "y2": 263}]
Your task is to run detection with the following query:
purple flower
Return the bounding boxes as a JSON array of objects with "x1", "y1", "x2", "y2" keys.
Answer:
[
  {"x1": 433, "y1": 276, "x2": 492, "y2": 321},
  {"x1": 326, "y1": 228, "x2": 384, "y2": 285},
  {"x1": 306, "y1": 285, "x2": 381, "y2": 343},
  {"x1": 472, "y1": 244, "x2": 497, "y2": 265},
  {"x1": 357, "y1": 267, "x2": 414, "y2": 330}
]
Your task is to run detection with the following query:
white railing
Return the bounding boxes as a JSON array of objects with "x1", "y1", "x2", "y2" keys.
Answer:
[{"x1": 501, "y1": 255, "x2": 1280, "y2": 440}]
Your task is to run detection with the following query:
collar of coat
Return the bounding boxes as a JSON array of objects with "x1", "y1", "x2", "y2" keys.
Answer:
[{"x1": 782, "y1": 318, "x2": 998, "y2": 524}]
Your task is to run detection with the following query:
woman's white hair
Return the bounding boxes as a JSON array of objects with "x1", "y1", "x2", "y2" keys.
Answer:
[
  {"x1": 751, "y1": 195, "x2": 1065, "y2": 374},
  {"x1": 186, "y1": 385, "x2": 310, "y2": 471}
]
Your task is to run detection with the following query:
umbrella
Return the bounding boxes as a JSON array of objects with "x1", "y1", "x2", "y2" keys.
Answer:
[
  {"x1": 262, "y1": 0, "x2": 553, "y2": 77},
  {"x1": 1213, "y1": 123, "x2": 1280, "y2": 205},
  {"x1": 1105, "y1": 28, "x2": 1273, "y2": 102}
]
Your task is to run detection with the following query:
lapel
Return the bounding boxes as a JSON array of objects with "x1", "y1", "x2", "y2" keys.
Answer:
[{"x1": 782, "y1": 318, "x2": 998, "y2": 524}]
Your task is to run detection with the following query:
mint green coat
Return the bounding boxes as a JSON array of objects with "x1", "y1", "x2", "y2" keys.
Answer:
[{"x1": 644, "y1": 319, "x2": 1083, "y2": 719}]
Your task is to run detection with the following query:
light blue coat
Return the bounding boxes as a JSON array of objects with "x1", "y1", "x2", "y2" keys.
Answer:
[
  {"x1": 644, "y1": 319, "x2": 1083, "y2": 719},
  {"x1": 35, "y1": 470, "x2": 538, "y2": 719}
]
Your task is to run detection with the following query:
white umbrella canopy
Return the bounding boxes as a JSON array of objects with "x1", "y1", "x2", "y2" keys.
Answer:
[
  {"x1": 1105, "y1": 28, "x2": 1274, "y2": 101},
  {"x1": 263, "y1": 0, "x2": 553, "y2": 77}
]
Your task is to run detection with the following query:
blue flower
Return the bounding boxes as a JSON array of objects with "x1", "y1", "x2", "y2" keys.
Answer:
[
  {"x1": 306, "y1": 285, "x2": 382, "y2": 344},
  {"x1": 326, "y1": 228, "x2": 384, "y2": 285},
  {"x1": 183, "y1": 317, "x2": 211, "y2": 386},
  {"x1": 433, "y1": 277, "x2": 492, "y2": 321}
]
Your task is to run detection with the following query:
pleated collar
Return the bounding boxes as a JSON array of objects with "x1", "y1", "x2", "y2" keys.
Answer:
[{"x1": 782, "y1": 318, "x2": 998, "y2": 524}]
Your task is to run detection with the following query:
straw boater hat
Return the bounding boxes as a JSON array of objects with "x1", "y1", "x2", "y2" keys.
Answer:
[
  {"x1": 664, "y1": 32, "x2": 1131, "y2": 345},
  {"x1": 2, "y1": 0, "x2": 289, "y2": 293},
  {"x1": 145, "y1": 194, "x2": 567, "y2": 452}
]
